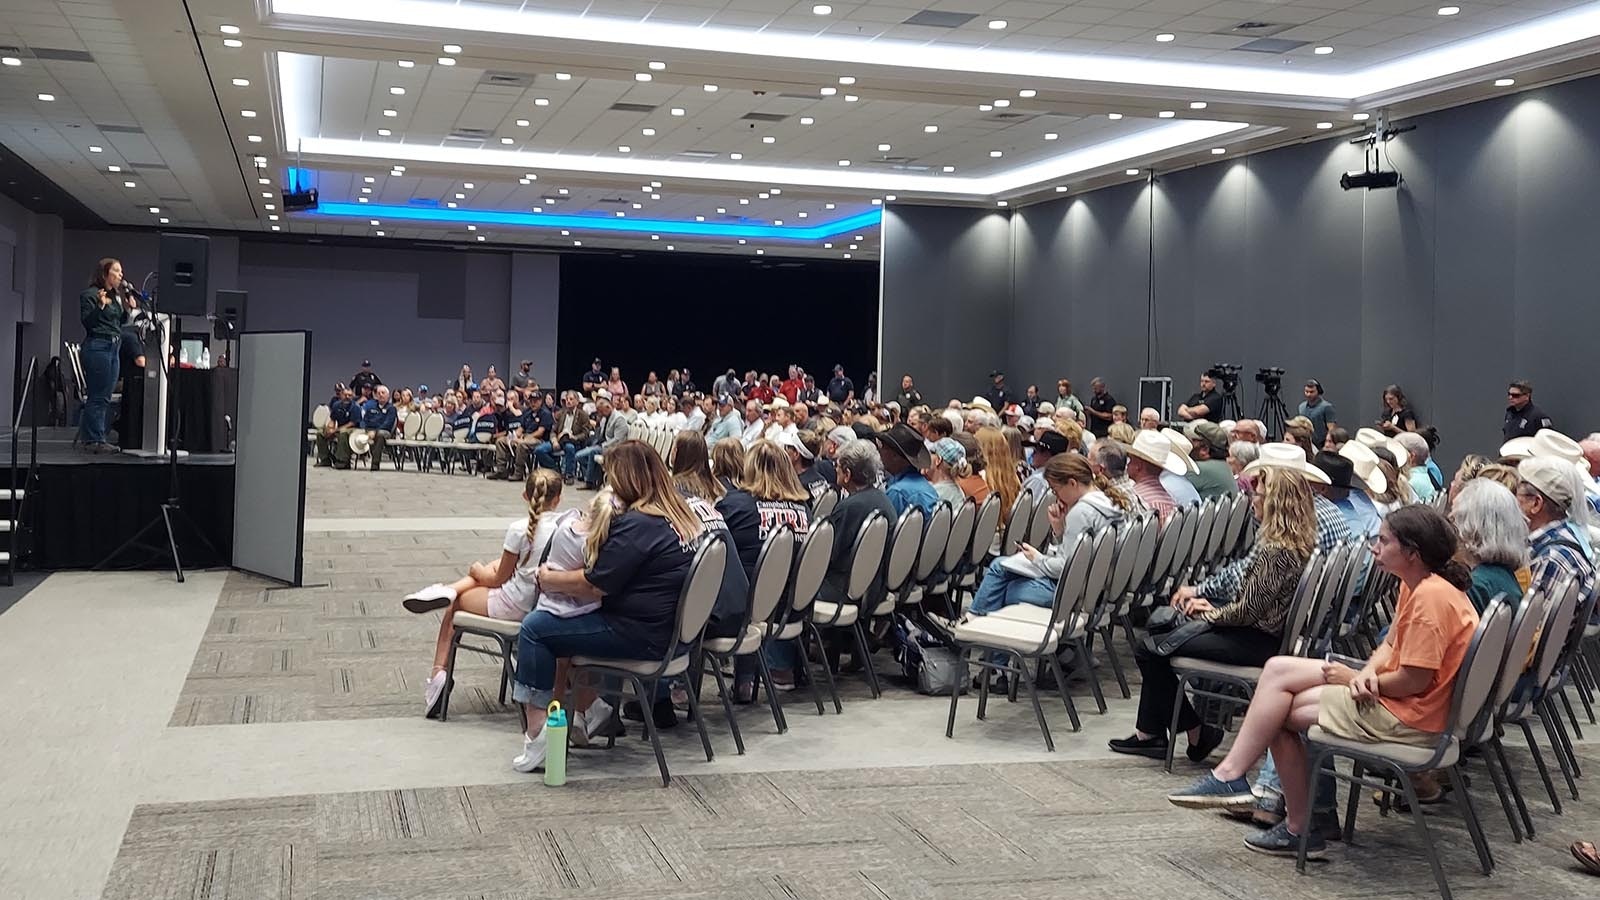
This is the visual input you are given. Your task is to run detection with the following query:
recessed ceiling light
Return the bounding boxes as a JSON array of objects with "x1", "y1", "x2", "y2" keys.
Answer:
[
  {"x1": 220, "y1": 24, "x2": 241, "y2": 34},
  {"x1": 877, "y1": 143, "x2": 891, "y2": 151},
  {"x1": 369, "y1": 219, "x2": 380, "y2": 225},
  {"x1": 838, "y1": 159, "x2": 850, "y2": 166},
  {"x1": 652, "y1": 181, "x2": 662, "y2": 187},
  {"x1": 942, "y1": 165, "x2": 954, "y2": 172},
  {"x1": 463, "y1": 182, "x2": 474, "y2": 189},
  {"x1": 398, "y1": 59, "x2": 414, "y2": 68},
  {"x1": 241, "y1": 109, "x2": 256, "y2": 117},
  {"x1": 247, "y1": 134, "x2": 262, "y2": 142},
  {"x1": 455, "y1": 192, "x2": 465, "y2": 199},
  {"x1": 516, "y1": 118, "x2": 530, "y2": 126},
  {"x1": 884, "y1": 194, "x2": 895, "y2": 201},
  {"x1": 259, "y1": 177, "x2": 270, "y2": 184},
  {"x1": 223, "y1": 39, "x2": 243, "y2": 48},
  {"x1": 618, "y1": 145, "x2": 631, "y2": 152},
  {"x1": 1210, "y1": 147, "x2": 1226, "y2": 155},
  {"x1": 990, "y1": 150, "x2": 1002, "y2": 157},
  {"x1": 1056, "y1": 186, "x2": 1068, "y2": 192},
  {"x1": 573, "y1": 240, "x2": 581, "y2": 246},
  {"x1": 1158, "y1": 110, "x2": 1175, "y2": 118},
  {"x1": 232, "y1": 78, "x2": 249, "y2": 86},
  {"x1": 164, "y1": 218, "x2": 173, "y2": 224},
  {"x1": 1438, "y1": 6, "x2": 1460, "y2": 15},
  {"x1": 824, "y1": 203, "x2": 835, "y2": 209},
  {"x1": 89, "y1": 145, "x2": 102, "y2": 152},
  {"x1": 37, "y1": 93, "x2": 55, "y2": 101},
  {"x1": 979, "y1": 104, "x2": 993, "y2": 112},
  {"x1": 651, "y1": 193, "x2": 660, "y2": 200},
  {"x1": 443, "y1": 44, "x2": 462, "y2": 54},
  {"x1": 382, "y1": 109, "x2": 397, "y2": 117},
  {"x1": 988, "y1": 19, "x2": 1007, "y2": 29},
  {"x1": 557, "y1": 188, "x2": 567, "y2": 194},
  {"x1": 361, "y1": 187, "x2": 372, "y2": 193},
  {"x1": 758, "y1": 192, "x2": 769, "y2": 199},
  {"x1": 466, "y1": 224, "x2": 476, "y2": 230},
  {"x1": 389, "y1": 86, "x2": 405, "y2": 95},
  {"x1": 870, "y1": 199, "x2": 881, "y2": 205},
  {"x1": 813, "y1": 4, "x2": 832, "y2": 14},
  {"x1": 108, "y1": 165, "x2": 121, "y2": 172},
  {"x1": 1125, "y1": 169, "x2": 1139, "y2": 176},
  {"x1": 360, "y1": 197, "x2": 370, "y2": 203},
  {"x1": 124, "y1": 180, "x2": 135, "y2": 187},
  {"x1": 648, "y1": 61, "x2": 666, "y2": 70},
  {"x1": 1316, "y1": 121, "x2": 1333, "y2": 129},
  {"x1": 1189, "y1": 101, "x2": 1207, "y2": 109},
  {"x1": 532, "y1": 206, "x2": 542, "y2": 212},
  {"x1": 1107, "y1": 112, "x2": 1123, "y2": 120},
  {"x1": 651, "y1": 234, "x2": 660, "y2": 240},
  {"x1": 1314, "y1": 46, "x2": 1334, "y2": 55},
  {"x1": 716, "y1": 207, "x2": 726, "y2": 213},
  {"x1": 738, "y1": 239, "x2": 746, "y2": 244},
  {"x1": 377, "y1": 128, "x2": 392, "y2": 136},
  {"x1": 261, "y1": 191, "x2": 272, "y2": 198},
  {"x1": 1, "y1": 57, "x2": 20, "y2": 67},
  {"x1": 762, "y1": 136, "x2": 776, "y2": 144},
  {"x1": 555, "y1": 72, "x2": 571, "y2": 80},
  {"x1": 670, "y1": 107, "x2": 685, "y2": 116},
  {"x1": 264, "y1": 204, "x2": 274, "y2": 210},
  {"x1": 800, "y1": 116, "x2": 814, "y2": 125},
  {"x1": 632, "y1": 202, "x2": 643, "y2": 209},
  {"x1": 634, "y1": 72, "x2": 652, "y2": 82},
  {"x1": 477, "y1": 235, "x2": 486, "y2": 242},
  {"x1": 1018, "y1": 89, "x2": 1036, "y2": 98},
  {"x1": 375, "y1": 230, "x2": 385, "y2": 236},
  {"x1": 756, "y1": 249, "x2": 764, "y2": 255},
  {"x1": 844, "y1": 94, "x2": 858, "y2": 102},
  {"x1": 1494, "y1": 77, "x2": 1516, "y2": 86},
  {"x1": 704, "y1": 84, "x2": 718, "y2": 92},
  {"x1": 148, "y1": 206, "x2": 160, "y2": 213},
  {"x1": 1156, "y1": 33, "x2": 1175, "y2": 42},
  {"x1": 642, "y1": 127, "x2": 656, "y2": 136},
  {"x1": 534, "y1": 98, "x2": 549, "y2": 106},
  {"x1": 839, "y1": 76, "x2": 856, "y2": 85},
  {"x1": 616, "y1": 211, "x2": 626, "y2": 217},
  {"x1": 730, "y1": 152, "x2": 743, "y2": 160},
  {"x1": 996, "y1": 200, "x2": 1008, "y2": 207},
  {"x1": 820, "y1": 87, "x2": 837, "y2": 96},
  {"x1": 798, "y1": 212, "x2": 807, "y2": 218},
  {"x1": 843, "y1": 253, "x2": 851, "y2": 259},
  {"x1": 1353, "y1": 112, "x2": 1370, "y2": 121},
  {"x1": 924, "y1": 124, "x2": 938, "y2": 133},
  {"x1": 739, "y1": 199, "x2": 749, "y2": 204},
  {"x1": 1044, "y1": 132, "x2": 1058, "y2": 140},
  {"x1": 437, "y1": 57, "x2": 455, "y2": 66}
]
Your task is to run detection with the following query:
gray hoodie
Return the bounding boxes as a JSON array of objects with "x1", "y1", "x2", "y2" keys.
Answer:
[{"x1": 1037, "y1": 489, "x2": 1125, "y2": 581}]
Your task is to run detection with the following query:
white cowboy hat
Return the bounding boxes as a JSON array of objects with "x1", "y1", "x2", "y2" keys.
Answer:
[
  {"x1": 1241, "y1": 441, "x2": 1332, "y2": 485},
  {"x1": 765, "y1": 395, "x2": 791, "y2": 410},
  {"x1": 347, "y1": 430, "x2": 372, "y2": 456},
  {"x1": 967, "y1": 396, "x2": 994, "y2": 411},
  {"x1": 1338, "y1": 440, "x2": 1388, "y2": 494},
  {"x1": 311, "y1": 405, "x2": 331, "y2": 429},
  {"x1": 1159, "y1": 428, "x2": 1200, "y2": 475},
  {"x1": 1354, "y1": 427, "x2": 1409, "y2": 467},
  {"x1": 1501, "y1": 428, "x2": 1581, "y2": 464},
  {"x1": 1128, "y1": 430, "x2": 1189, "y2": 477}
]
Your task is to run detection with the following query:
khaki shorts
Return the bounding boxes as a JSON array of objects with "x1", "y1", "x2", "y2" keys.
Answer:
[{"x1": 1317, "y1": 685, "x2": 1437, "y2": 747}]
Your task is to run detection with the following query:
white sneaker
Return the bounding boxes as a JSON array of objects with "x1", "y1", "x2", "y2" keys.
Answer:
[
  {"x1": 403, "y1": 583, "x2": 457, "y2": 613},
  {"x1": 511, "y1": 729, "x2": 548, "y2": 773},
  {"x1": 585, "y1": 698, "x2": 615, "y2": 740},
  {"x1": 424, "y1": 671, "x2": 448, "y2": 719}
]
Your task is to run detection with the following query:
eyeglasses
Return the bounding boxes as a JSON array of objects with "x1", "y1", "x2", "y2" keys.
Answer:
[{"x1": 1508, "y1": 391, "x2": 1527, "y2": 398}]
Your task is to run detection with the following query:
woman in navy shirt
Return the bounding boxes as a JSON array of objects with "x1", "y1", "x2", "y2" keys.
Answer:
[{"x1": 509, "y1": 441, "x2": 709, "y2": 773}]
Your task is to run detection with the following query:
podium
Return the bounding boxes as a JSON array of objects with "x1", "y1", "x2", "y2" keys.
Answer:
[{"x1": 124, "y1": 313, "x2": 186, "y2": 459}]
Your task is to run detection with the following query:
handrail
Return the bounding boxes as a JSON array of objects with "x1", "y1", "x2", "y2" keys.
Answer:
[{"x1": 8, "y1": 353, "x2": 38, "y2": 586}]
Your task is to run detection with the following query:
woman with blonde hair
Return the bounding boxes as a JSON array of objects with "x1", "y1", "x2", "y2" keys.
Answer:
[
  {"x1": 1001, "y1": 425, "x2": 1028, "y2": 483},
  {"x1": 508, "y1": 441, "x2": 708, "y2": 773},
  {"x1": 670, "y1": 429, "x2": 723, "y2": 501},
  {"x1": 977, "y1": 426, "x2": 1023, "y2": 527},
  {"x1": 402, "y1": 469, "x2": 565, "y2": 716},
  {"x1": 1370, "y1": 446, "x2": 1413, "y2": 515},
  {"x1": 1111, "y1": 467, "x2": 1317, "y2": 763},
  {"x1": 1107, "y1": 422, "x2": 1138, "y2": 445},
  {"x1": 710, "y1": 436, "x2": 746, "y2": 493}
]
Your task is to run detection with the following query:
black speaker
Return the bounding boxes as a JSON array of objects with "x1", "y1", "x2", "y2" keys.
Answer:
[
  {"x1": 214, "y1": 289, "x2": 247, "y2": 340},
  {"x1": 158, "y1": 232, "x2": 210, "y2": 315}
]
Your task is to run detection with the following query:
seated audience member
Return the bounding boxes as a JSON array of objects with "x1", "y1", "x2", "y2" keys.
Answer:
[
  {"x1": 1448, "y1": 454, "x2": 1494, "y2": 505},
  {"x1": 575, "y1": 392, "x2": 628, "y2": 489},
  {"x1": 1228, "y1": 440, "x2": 1260, "y2": 490},
  {"x1": 508, "y1": 441, "x2": 711, "y2": 772},
  {"x1": 315, "y1": 386, "x2": 360, "y2": 467},
  {"x1": 1159, "y1": 428, "x2": 1202, "y2": 507},
  {"x1": 445, "y1": 396, "x2": 473, "y2": 439},
  {"x1": 1124, "y1": 432, "x2": 1182, "y2": 522},
  {"x1": 488, "y1": 391, "x2": 530, "y2": 480},
  {"x1": 1111, "y1": 404, "x2": 1129, "y2": 425},
  {"x1": 1323, "y1": 426, "x2": 1351, "y2": 452},
  {"x1": 1111, "y1": 467, "x2": 1315, "y2": 762},
  {"x1": 669, "y1": 430, "x2": 724, "y2": 502},
  {"x1": 717, "y1": 440, "x2": 813, "y2": 699},
  {"x1": 1166, "y1": 506, "x2": 1478, "y2": 860},
  {"x1": 471, "y1": 393, "x2": 502, "y2": 445},
  {"x1": 1395, "y1": 431, "x2": 1439, "y2": 503},
  {"x1": 928, "y1": 437, "x2": 972, "y2": 506},
  {"x1": 605, "y1": 367, "x2": 627, "y2": 400},
  {"x1": 816, "y1": 424, "x2": 851, "y2": 485},
  {"x1": 453, "y1": 364, "x2": 476, "y2": 395},
  {"x1": 1088, "y1": 439, "x2": 1150, "y2": 517},
  {"x1": 791, "y1": 401, "x2": 811, "y2": 432},
  {"x1": 976, "y1": 426, "x2": 1023, "y2": 527},
  {"x1": 873, "y1": 423, "x2": 938, "y2": 516},
  {"x1": 967, "y1": 454, "x2": 1132, "y2": 620},
  {"x1": 710, "y1": 437, "x2": 746, "y2": 494},
  {"x1": 1337, "y1": 440, "x2": 1390, "y2": 523},
  {"x1": 740, "y1": 399, "x2": 766, "y2": 447},
  {"x1": 1185, "y1": 421, "x2": 1240, "y2": 501},
  {"x1": 1232, "y1": 419, "x2": 1267, "y2": 444},
  {"x1": 478, "y1": 365, "x2": 505, "y2": 396},
  {"x1": 511, "y1": 391, "x2": 556, "y2": 479},
  {"x1": 705, "y1": 394, "x2": 742, "y2": 444},
  {"x1": 1312, "y1": 451, "x2": 1380, "y2": 540},
  {"x1": 641, "y1": 370, "x2": 665, "y2": 400},
  {"x1": 639, "y1": 395, "x2": 666, "y2": 427},
  {"x1": 1056, "y1": 418, "x2": 1087, "y2": 455},
  {"x1": 1450, "y1": 479, "x2": 1528, "y2": 613},
  {"x1": 1139, "y1": 407, "x2": 1162, "y2": 431},
  {"x1": 926, "y1": 415, "x2": 955, "y2": 442},
  {"x1": 357, "y1": 384, "x2": 399, "y2": 471},
  {"x1": 784, "y1": 431, "x2": 831, "y2": 502},
  {"x1": 401, "y1": 471, "x2": 567, "y2": 716},
  {"x1": 1283, "y1": 422, "x2": 1317, "y2": 461},
  {"x1": 797, "y1": 374, "x2": 823, "y2": 407},
  {"x1": 1368, "y1": 446, "x2": 1413, "y2": 515},
  {"x1": 1177, "y1": 372, "x2": 1224, "y2": 423},
  {"x1": 764, "y1": 399, "x2": 798, "y2": 441},
  {"x1": 542, "y1": 391, "x2": 592, "y2": 484},
  {"x1": 1107, "y1": 422, "x2": 1138, "y2": 445},
  {"x1": 1023, "y1": 431, "x2": 1069, "y2": 498},
  {"x1": 950, "y1": 432, "x2": 993, "y2": 504},
  {"x1": 817, "y1": 439, "x2": 897, "y2": 603},
  {"x1": 1518, "y1": 457, "x2": 1598, "y2": 619}
]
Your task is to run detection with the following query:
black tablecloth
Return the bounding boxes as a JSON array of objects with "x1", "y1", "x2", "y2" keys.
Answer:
[{"x1": 176, "y1": 367, "x2": 237, "y2": 453}]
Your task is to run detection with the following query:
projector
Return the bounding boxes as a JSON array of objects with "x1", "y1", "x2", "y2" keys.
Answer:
[
  {"x1": 1339, "y1": 169, "x2": 1400, "y2": 191},
  {"x1": 281, "y1": 187, "x2": 319, "y2": 211}
]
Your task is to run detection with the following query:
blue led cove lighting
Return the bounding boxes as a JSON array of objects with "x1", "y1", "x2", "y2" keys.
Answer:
[{"x1": 307, "y1": 201, "x2": 881, "y2": 241}]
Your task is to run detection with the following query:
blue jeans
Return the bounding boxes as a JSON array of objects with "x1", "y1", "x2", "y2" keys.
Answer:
[
  {"x1": 77, "y1": 337, "x2": 119, "y2": 444},
  {"x1": 574, "y1": 445, "x2": 605, "y2": 485},
  {"x1": 523, "y1": 439, "x2": 555, "y2": 470},
  {"x1": 557, "y1": 439, "x2": 584, "y2": 478},
  {"x1": 969, "y1": 558, "x2": 1055, "y2": 616},
  {"x1": 1255, "y1": 751, "x2": 1338, "y2": 814},
  {"x1": 511, "y1": 610, "x2": 655, "y2": 707}
]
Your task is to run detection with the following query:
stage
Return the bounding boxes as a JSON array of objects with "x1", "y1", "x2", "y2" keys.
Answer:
[{"x1": 3, "y1": 427, "x2": 235, "y2": 570}]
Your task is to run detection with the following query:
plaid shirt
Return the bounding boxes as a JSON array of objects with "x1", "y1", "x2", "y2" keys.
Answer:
[
  {"x1": 1200, "y1": 495, "x2": 1352, "y2": 603},
  {"x1": 1529, "y1": 520, "x2": 1597, "y2": 622}
]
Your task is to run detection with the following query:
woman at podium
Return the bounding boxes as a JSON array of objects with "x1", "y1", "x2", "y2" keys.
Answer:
[{"x1": 77, "y1": 257, "x2": 128, "y2": 454}]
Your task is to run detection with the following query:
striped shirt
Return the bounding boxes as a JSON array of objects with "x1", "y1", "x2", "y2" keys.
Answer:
[
  {"x1": 1199, "y1": 495, "x2": 1352, "y2": 604},
  {"x1": 1131, "y1": 474, "x2": 1175, "y2": 524}
]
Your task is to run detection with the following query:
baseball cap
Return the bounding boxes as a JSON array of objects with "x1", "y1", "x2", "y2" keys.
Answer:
[
  {"x1": 1185, "y1": 420, "x2": 1229, "y2": 454},
  {"x1": 717, "y1": 393, "x2": 736, "y2": 407},
  {"x1": 595, "y1": 388, "x2": 612, "y2": 401},
  {"x1": 827, "y1": 425, "x2": 855, "y2": 447},
  {"x1": 931, "y1": 437, "x2": 965, "y2": 467},
  {"x1": 418, "y1": 384, "x2": 429, "y2": 393},
  {"x1": 777, "y1": 431, "x2": 814, "y2": 460}
]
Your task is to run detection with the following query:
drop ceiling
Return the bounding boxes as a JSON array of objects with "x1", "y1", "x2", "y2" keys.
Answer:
[{"x1": 1, "y1": 0, "x2": 1598, "y2": 258}]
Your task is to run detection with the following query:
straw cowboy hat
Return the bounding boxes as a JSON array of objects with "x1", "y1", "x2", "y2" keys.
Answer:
[
  {"x1": 1128, "y1": 430, "x2": 1190, "y2": 477},
  {"x1": 1241, "y1": 442, "x2": 1332, "y2": 485},
  {"x1": 347, "y1": 430, "x2": 372, "y2": 456},
  {"x1": 1354, "y1": 427, "x2": 1409, "y2": 468},
  {"x1": 1159, "y1": 428, "x2": 1200, "y2": 476},
  {"x1": 967, "y1": 396, "x2": 994, "y2": 411},
  {"x1": 1338, "y1": 440, "x2": 1388, "y2": 494},
  {"x1": 1500, "y1": 428, "x2": 1582, "y2": 464}
]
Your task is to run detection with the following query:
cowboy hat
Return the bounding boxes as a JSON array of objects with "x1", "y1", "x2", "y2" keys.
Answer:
[
  {"x1": 1159, "y1": 428, "x2": 1200, "y2": 475},
  {"x1": 1338, "y1": 440, "x2": 1388, "y2": 494},
  {"x1": 765, "y1": 396, "x2": 791, "y2": 410},
  {"x1": 1354, "y1": 427, "x2": 1408, "y2": 469},
  {"x1": 967, "y1": 396, "x2": 994, "y2": 411},
  {"x1": 347, "y1": 430, "x2": 372, "y2": 456},
  {"x1": 1241, "y1": 442, "x2": 1332, "y2": 485},
  {"x1": 872, "y1": 423, "x2": 933, "y2": 469},
  {"x1": 1500, "y1": 428, "x2": 1582, "y2": 464},
  {"x1": 1313, "y1": 450, "x2": 1357, "y2": 490},
  {"x1": 1128, "y1": 430, "x2": 1189, "y2": 477}
]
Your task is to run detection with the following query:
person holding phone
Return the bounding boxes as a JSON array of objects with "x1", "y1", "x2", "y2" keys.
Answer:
[{"x1": 77, "y1": 257, "x2": 129, "y2": 453}]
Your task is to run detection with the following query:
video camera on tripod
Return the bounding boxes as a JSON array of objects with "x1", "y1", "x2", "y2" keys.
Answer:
[
  {"x1": 1206, "y1": 363, "x2": 1242, "y2": 395},
  {"x1": 1255, "y1": 366, "x2": 1286, "y2": 396}
]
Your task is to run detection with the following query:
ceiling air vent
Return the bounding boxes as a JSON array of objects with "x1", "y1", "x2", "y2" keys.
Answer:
[
  {"x1": 677, "y1": 149, "x2": 719, "y2": 158},
  {"x1": 479, "y1": 71, "x2": 533, "y2": 87},
  {"x1": 95, "y1": 124, "x2": 145, "y2": 134},
  {"x1": 741, "y1": 112, "x2": 789, "y2": 123},
  {"x1": 609, "y1": 102, "x2": 657, "y2": 113},
  {"x1": 131, "y1": 162, "x2": 170, "y2": 170},
  {"x1": 903, "y1": 10, "x2": 978, "y2": 28},
  {"x1": 593, "y1": 197, "x2": 628, "y2": 205},
  {"x1": 445, "y1": 127, "x2": 491, "y2": 146},
  {"x1": 1232, "y1": 37, "x2": 1309, "y2": 54},
  {"x1": 31, "y1": 47, "x2": 94, "y2": 62}
]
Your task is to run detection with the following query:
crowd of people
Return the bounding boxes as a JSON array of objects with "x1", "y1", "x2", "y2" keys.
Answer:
[{"x1": 351, "y1": 356, "x2": 1600, "y2": 869}]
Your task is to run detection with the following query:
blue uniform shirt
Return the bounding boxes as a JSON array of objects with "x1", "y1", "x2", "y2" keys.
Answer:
[
  {"x1": 358, "y1": 399, "x2": 397, "y2": 432},
  {"x1": 330, "y1": 398, "x2": 358, "y2": 427}
]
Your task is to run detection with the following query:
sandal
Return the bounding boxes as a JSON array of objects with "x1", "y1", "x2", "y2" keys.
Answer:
[{"x1": 1572, "y1": 841, "x2": 1600, "y2": 875}]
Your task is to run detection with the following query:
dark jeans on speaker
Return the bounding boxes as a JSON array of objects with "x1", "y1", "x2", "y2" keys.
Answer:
[
  {"x1": 1133, "y1": 625, "x2": 1280, "y2": 738},
  {"x1": 77, "y1": 337, "x2": 119, "y2": 445}
]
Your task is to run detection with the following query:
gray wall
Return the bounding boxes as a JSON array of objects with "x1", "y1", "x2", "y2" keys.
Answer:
[
  {"x1": 881, "y1": 205, "x2": 1012, "y2": 404},
  {"x1": 0, "y1": 194, "x2": 64, "y2": 427},
  {"x1": 884, "y1": 71, "x2": 1600, "y2": 467}
]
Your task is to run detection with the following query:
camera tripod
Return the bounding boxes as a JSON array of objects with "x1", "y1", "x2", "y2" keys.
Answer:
[
  {"x1": 1219, "y1": 389, "x2": 1243, "y2": 422},
  {"x1": 1259, "y1": 390, "x2": 1290, "y2": 440}
]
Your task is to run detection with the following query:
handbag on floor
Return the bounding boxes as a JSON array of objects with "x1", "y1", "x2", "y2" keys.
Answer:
[{"x1": 892, "y1": 614, "x2": 968, "y2": 696}]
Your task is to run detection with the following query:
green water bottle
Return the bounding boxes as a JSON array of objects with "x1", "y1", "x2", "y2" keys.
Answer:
[{"x1": 543, "y1": 701, "x2": 568, "y2": 786}]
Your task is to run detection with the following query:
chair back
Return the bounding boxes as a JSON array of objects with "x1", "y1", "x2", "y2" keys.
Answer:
[
  {"x1": 1492, "y1": 582, "x2": 1555, "y2": 714},
  {"x1": 1142, "y1": 509, "x2": 1183, "y2": 595},
  {"x1": 746, "y1": 525, "x2": 797, "y2": 627},
  {"x1": 1528, "y1": 575, "x2": 1582, "y2": 693},
  {"x1": 1552, "y1": 576, "x2": 1600, "y2": 683},
  {"x1": 311, "y1": 404, "x2": 331, "y2": 429},
  {"x1": 1095, "y1": 521, "x2": 1142, "y2": 628},
  {"x1": 1184, "y1": 499, "x2": 1217, "y2": 572},
  {"x1": 941, "y1": 498, "x2": 977, "y2": 574},
  {"x1": 1219, "y1": 492, "x2": 1250, "y2": 560},
  {"x1": 1279, "y1": 547, "x2": 1328, "y2": 656},
  {"x1": 785, "y1": 519, "x2": 835, "y2": 618},
  {"x1": 1000, "y1": 488, "x2": 1035, "y2": 556},
  {"x1": 1447, "y1": 597, "x2": 1513, "y2": 741},
  {"x1": 422, "y1": 412, "x2": 445, "y2": 440},
  {"x1": 1303, "y1": 542, "x2": 1352, "y2": 651},
  {"x1": 1078, "y1": 525, "x2": 1119, "y2": 628},
  {"x1": 967, "y1": 494, "x2": 1003, "y2": 567},
  {"x1": 1120, "y1": 513, "x2": 1163, "y2": 609},
  {"x1": 1165, "y1": 505, "x2": 1200, "y2": 585},
  {"x1": 1037, "y1": 533, "x2": 1095, "y2": 646},
  {"x1": 914, "y1": 502, "x2": 954, "y2": 582},
  {"x1": 1203, "y1": 495, "x2": 1234, "y2": 564},
  {"x1": 812, "y1": 488, "x2": 839, "y2": 520},
  {"x1": 675, "y1": 536, "x2": 729, "y2": 647},
  {"x1": 1027, "y1": 491, "x2": 1054, "y2": 549},
  {"x1": 845, "y1": 511, "x2": 890, "y2": 603},
  {"x1": 883, "y1": 505, "x2": 925, "y2": 594}
]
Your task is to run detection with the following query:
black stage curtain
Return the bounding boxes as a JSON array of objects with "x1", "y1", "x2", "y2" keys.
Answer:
[
  {"x1": 31, "y1": 461, "x2": 234, "y2": 569},
  {"x1": 175, "y1": 368, "x2": 237, "y2": 453}
]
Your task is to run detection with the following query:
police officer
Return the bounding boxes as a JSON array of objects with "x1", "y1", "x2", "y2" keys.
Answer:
[{"x1": 1502, "y1": 379, "x2": 1552, "y2": 441}]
